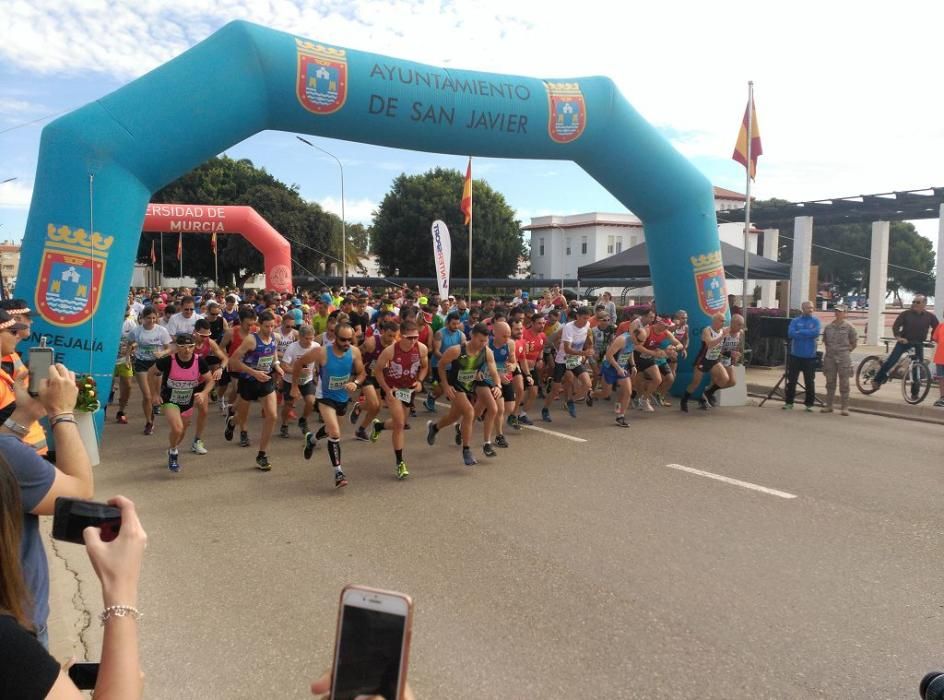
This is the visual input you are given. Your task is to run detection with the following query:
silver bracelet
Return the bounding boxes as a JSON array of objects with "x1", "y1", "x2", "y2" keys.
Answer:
[{"x1": 99, "y1": 605, "x2": 143, "y2": 625}]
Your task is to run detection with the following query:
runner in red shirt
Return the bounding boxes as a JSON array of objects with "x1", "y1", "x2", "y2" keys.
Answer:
[
  {"x1": 370, "y1": 320, "x2": 429, "y2": 480},
  {"x1": 518, "y1": 313, "x2": 547, "y2": 425},
  {"x1": 508, "y1": 319, "x2": 531, "y2": 430}
]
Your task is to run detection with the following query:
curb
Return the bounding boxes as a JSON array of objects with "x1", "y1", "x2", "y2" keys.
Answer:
[{"x1": 746, "y1": 383, "x2": 944, "y2": 426}]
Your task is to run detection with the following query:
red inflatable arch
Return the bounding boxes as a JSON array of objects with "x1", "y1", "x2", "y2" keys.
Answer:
[{"x1": 143, "y1": 203, "x2": 293, "y2": 291}]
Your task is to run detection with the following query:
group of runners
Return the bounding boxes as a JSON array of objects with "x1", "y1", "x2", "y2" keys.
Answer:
[{"x1": 114, "y1": 285, "x2": 745, "y2": 488}]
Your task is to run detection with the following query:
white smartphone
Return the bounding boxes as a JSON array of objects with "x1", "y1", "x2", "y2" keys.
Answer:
[{"x1": 330, "y1": 585, "x2": 413, "y2": 700}]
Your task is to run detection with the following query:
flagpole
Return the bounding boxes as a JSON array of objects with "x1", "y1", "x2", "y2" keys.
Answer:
[
  {"x1": 468, "y1": 156, "x2": 473, "y2": 301},
  {"x1": 741, "y1": 80, "x2": 754, "y2": 320},
  {"x1": 179, "y1": 233, "x2": 184, "y2": 281},
  {"x1": 213, "y1": 235, "x2": 219, "y2": 289},
  {"x1": 160, "y1": 232, "x2": 165, "y2": 287}
]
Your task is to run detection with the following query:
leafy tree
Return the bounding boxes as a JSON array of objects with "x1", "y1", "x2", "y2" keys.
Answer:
[
  {"x1": 137, "y1": 156, "x2": 365, "y2": 286},
  {"x1": 371, "y1": 168, "x2": 524, "y2": 277}
]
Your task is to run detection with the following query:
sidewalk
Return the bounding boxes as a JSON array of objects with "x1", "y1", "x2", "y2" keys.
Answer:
[{"x1": 745, "y1": 366, "x2": 944, "y2": 425}]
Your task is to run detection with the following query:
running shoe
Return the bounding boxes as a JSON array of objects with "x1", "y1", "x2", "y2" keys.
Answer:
[
  {"x1": 224, "y1": 415, "x2": 235, "y2": 441},
  {"x1": 840, "y1": 408, "x2": 850, "y2": 416},
  {"x1": 707, "y1": 393, "x2": 719, "y2": 408},
  {"x1": 167, "y1": 450, "x2": 180, "y2": 473},
  {"x1": 335, "y1": 470, "x2": 349, "y2": 488},
  {"x1": 396, "y1": 461, "x2": 409, "y2": 480},
  {"x1": 143, "y1": 422, "x2": 154, "y2": 436},
  {"x1": 631, "y1": 397, "x2": 641, "y2": 410},
  {"x1": 239, "y1": 431, "x2": 250, "y2": 448},
  {"x1": 805, "y1": 405, "x2": 814, "y2": 412},
  {"x1": 655, "y1": 393, "x2": 672, "y2": 407},
  {"x1": 566, "y1": 400, "x2": 577, "y2": 418},
  {"x1": 462, "y1": 448, "x2": 477, "y2": 466},
  {"x1": 820, "y1": 407, "x2": 834, "y2": 414},
  {"x1": 680, "y1": 396, "x2": 689, "y2": 413},
  {"x1": 191, "y1": 439, "x2": 208, "y2": 455},
  {"x1": 454, "y1": 424, "x2": 462, "y2": 446},
  {"x1": 483, "y1": 442, "x2": 497, "y2": 457},
  {"x1": 349, "y1": 403, "x2": 362, "y2": 425},
  {"x1": 507, "y1": 414, "x2": 520, "y2": 430},
  {"x1": 541, "y1": 407, "x2": 552, "y2": 422},
  {"x1": 426, "y1": 420, "x2": 438, "y2": 446},
  {"x1": 255, "y1": 453, "x2": 271, "y2": 471},
  {"x1": 615, "y1": 415, "x2": 629, "y2": 428},
  {"x1": 116, "y1": 411, "x2": 128, "y2": 424},
  {"x1": 278, "y1": 425, "x2": 290, "y2": 438},
  {"x1": 218, "y1": 399, "x2": 228, "y2": 415},
  {"x1": 298, "y1": 417, "x2": 309, "y2": 435},
  {"x1": 355, "y1": 427, "x2": 371, "y2": 442},
  {"x1": 781, "y1": 403, "x2": 794, "y2": 410},
  {"x1": 642, "y1": 399, "x2": 655, "y2": 412},
  {"x1": 303, "y1": 432, "x2": 317, "y2": 460},
  {"x1": 494, "y1": 434, "x2": 509, "y2": 448},
  {"x1": 152, "y1": 404, "x2": 162, "y2": 416},
  {"x1": 370, "y1": 419, "x2": 383, "y2": 443},
  {"x1": 586, "y1": 393, "x2": 594, "y2": 407},
  {"x1": 287, "y1": 408, "x2": 297, "y2": 420},
  {"x1": 934, "y1": 398, "x2": 944, "y2": 408},
  {"x1": 410, "y1": 406, "x2": 417, "y2": 418},
  {"x1": 518, "y1": 413, "x2": 534, "y2": 426},
  {"x1": 423, "y1": 394, "x2": 436, "y2": 412},
  {"x1": 404, "y1": 423, "x2": 411, "y2": 430},
  {"x1": 698, "y1": 397, "x2": 710, "y2": 411}
]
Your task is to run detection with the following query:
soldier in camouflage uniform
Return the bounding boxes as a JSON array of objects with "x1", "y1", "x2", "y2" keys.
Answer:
[{"x1": 821, "y1": 304, "x2": 858, "y2": 415}]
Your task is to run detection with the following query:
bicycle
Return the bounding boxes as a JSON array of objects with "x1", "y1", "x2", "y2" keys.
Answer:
[{"x1": 855, "y1": 342, "x2": 934, "y2": 405}]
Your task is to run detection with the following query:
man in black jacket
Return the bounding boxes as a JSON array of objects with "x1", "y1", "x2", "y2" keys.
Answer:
[{"x1": 872, "y1": 295, "x2": 938, "y2": 391}]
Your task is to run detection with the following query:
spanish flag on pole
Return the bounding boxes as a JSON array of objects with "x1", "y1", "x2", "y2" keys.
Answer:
[
  {"x1": 460, "y1": 157, "x2": 472, "y2": 226},
  {"x1": 211, "y1": 230, "x2": 217, "y2": 254},
  {"x1": 732, "y1": 95, "x2": 763, "y2": 180},
  {"x1": 150, "y1": 239, "x2": 156, "y2": 265},
  {"x1": 177, "y1": 233, "x2": 182, "y2": 261}
]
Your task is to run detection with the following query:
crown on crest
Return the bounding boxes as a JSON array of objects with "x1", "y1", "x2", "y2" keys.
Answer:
[
  {"x1": 690, "y1": 250, "x2": 722, "y2": 271},
  {"x1": 544, "y1": 81, "x2": 582, "y2": 93},
  {"x1": 46, "y1": 224, "x2": 114, "y2": 252},
  {"x1": 295, "y1": 39, "x2": 346, "y2": 59}
]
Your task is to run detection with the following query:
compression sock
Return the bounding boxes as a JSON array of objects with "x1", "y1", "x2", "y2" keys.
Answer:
[
  {"x1": 395, "y1": 449, "x2": 403, "y2": 464},
  {"x1": 327, "y1": 438, "x2": 341, "y2": 467},
  {"x1": 316, "y1": 426, "x2": 328, "y2": 441}
]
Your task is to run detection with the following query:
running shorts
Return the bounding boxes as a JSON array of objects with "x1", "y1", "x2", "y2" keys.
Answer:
[
  {"x1": 282, "y1": 380, "x2": 316, "y2": 400},
  {"x1": 238, "y1": 377, "x2": 276, "y2": 401},
  {"x1": 317, "y1": 397, "x2": 350, "y2": 416},
  {"x1": 132, "y1": 358, "x2": 156, "y2": 374}
]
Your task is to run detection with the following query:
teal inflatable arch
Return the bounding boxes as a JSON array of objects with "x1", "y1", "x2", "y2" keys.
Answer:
[{"x1": 17, "y1": 20, "x2": 727, "y2": 418}]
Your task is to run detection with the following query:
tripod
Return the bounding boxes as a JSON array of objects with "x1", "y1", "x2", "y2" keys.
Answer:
[{"x1": 759, "y1": 342, "x2": 825, "y2": 407}]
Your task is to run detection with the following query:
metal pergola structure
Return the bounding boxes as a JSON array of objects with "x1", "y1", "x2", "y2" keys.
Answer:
[{"x1": 716, "y1": 187, "x2": 944, "y2": 227}]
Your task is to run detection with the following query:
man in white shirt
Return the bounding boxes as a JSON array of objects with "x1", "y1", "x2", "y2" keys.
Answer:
[
  {"x1": 542, "y1": 306, "x2": 593, "y2": 422},
  {"x1": 165, "y1": 295, "x2": 203, "y2": 337},
  {"x1": 279, "y1": 325, "x2": 320, "y2": 438}
]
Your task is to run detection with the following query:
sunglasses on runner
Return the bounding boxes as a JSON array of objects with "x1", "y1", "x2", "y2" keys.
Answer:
[{"x1": 336, "y1": 336, "x2": 353, "y2": 344}]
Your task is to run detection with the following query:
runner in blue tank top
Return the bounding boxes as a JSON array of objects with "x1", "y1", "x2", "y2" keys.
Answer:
[
  {"x1": 593, "y1": 330, "x2": 637, "y2": 428},
  {"x1": 423, "y1": 311, "x2": 465, "y2": 412},
  {"x1": 293, "y1": 321, "x2": 367, "y2": 489},
  {"x1": 228, "y1": 310, "x2": 283, "y2": 470}
]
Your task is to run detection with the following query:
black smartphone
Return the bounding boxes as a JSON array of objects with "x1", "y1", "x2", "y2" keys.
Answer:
[
  {"x1": 68, "y1": 662, "x2": 99, "y2": 690},
  {"x1": 52, "y1": 498, "x2": 121, "y2": 545},
  {"x1": 28, "y1": 346, "x2": 54, "y2": 397},
  {"x1": 330, "y1": 585, "x2": 413, "y2": 700}
]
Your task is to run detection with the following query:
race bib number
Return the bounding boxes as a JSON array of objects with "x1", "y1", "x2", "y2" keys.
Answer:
[
  {"x1": 170, "y1": 387, "x2": 194, "y2": 405},
  {"x1": 565, "y1": 355, "x2": 583, "y2": 370},
  {"x1": 328, "y1": 374, "x2": 350, "y2": 391},
  {"x1": 138, "y1": 344, "x2": 158, "y2": 360},
  {"x1": 256, "y1": 355, "x2": 274, "y2": 372},
  {"x1": 457, "y1": 369, "x2": 476, "y2": 386},
  {"x1": 394, "y1": 387, "x2": 413, "y2": 403},
  {"x1": 617, "y1": 351, "x2": 633, "y2": 367}
]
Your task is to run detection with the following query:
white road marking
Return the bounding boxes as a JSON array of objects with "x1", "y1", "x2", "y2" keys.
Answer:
[
  {"x1": 434, "y1": 402, "x2": 588, "y2": 443},
  {"x1": 664, "y1": 463, "x2": 798, "y2": 500},
  {"x1": 520, "y1": 423, "x2": 588, "y2": 443}
]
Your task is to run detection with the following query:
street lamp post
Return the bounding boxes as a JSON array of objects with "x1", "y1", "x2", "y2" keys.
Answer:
[{"x1": 296, "y1": 136, "x2": 347, "y2": 290}]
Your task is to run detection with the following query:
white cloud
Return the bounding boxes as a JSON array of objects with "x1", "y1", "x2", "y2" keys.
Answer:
[
  {"x1": 0, "y1": 180, "x2": 32, "y2": 209},
  {"x1": 318, "y1": 196, "x2": 376, "y2": 224}
]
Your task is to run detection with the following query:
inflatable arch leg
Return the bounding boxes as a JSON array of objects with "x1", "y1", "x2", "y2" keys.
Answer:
[{"x1": 17, "y1": 20, "x2": 727, "y2": 435}]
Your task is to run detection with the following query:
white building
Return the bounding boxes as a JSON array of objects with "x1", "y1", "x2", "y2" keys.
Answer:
[{"x1": 527, "y1": 187, "x2": 764, "y2": 298}]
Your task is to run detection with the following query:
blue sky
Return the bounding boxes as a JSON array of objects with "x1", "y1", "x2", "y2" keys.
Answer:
[{"x1": 1, "y1": 1, "x2": 941, "y2": 253}]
